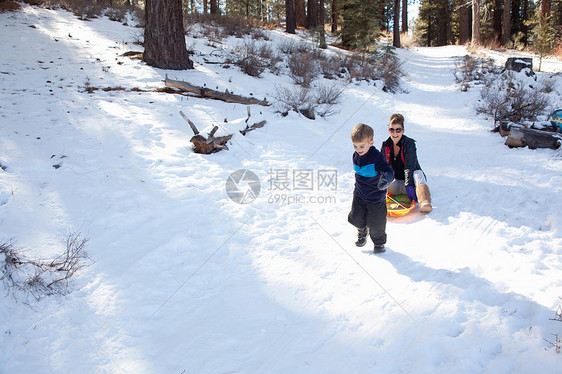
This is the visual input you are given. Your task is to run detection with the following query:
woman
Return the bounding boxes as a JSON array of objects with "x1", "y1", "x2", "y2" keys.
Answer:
[{"x1": 380, "y1": 114, "x2": 433, "y2": 213}]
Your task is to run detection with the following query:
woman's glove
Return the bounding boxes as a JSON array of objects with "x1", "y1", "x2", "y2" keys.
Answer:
[{"x1": 406, "y1": 185, "x2": 417, "y2": 202}]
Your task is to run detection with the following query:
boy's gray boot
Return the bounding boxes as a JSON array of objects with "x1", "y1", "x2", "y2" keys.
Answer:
[
  {"x1": 355, "y1": 227, "x2": 368, "y2": 247},
  {"x1": 373, "y1": 244, "x2": 386, "y2": 254}
]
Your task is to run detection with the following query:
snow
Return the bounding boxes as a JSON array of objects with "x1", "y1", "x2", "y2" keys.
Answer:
[{"x1": 1, "y1": 5, "x2": 562, "y2": 373}]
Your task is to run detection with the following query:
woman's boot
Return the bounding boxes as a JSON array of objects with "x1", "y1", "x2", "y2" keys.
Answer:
[{"x1": 416, "y1": 184, "x2": 433, "y2": 213}]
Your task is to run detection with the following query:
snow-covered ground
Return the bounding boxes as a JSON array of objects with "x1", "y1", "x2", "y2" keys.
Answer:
[{"x1": 1, "y1": 5, "x2": 562, "y2": 373}]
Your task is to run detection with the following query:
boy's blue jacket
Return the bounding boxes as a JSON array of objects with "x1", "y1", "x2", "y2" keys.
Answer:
[{"x1": 353, "y1": 146, "x2": 394, "y2": 203}]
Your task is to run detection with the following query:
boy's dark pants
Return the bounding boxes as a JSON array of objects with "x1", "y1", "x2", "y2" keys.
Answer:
[{"x1": 348, "y1": 196, "x2": 387, "y2": 245}]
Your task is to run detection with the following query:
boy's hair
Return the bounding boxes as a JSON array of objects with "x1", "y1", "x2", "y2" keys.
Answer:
[
  {"x1": 351, "y1": 123, "x2": 374, "y2": 142},
  {"x1": 389, "y1": 113, "x2": 405, "y2": 128}
]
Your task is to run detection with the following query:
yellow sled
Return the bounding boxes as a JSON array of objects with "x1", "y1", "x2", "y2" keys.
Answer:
[{"x1": 386, "y1": 194, "x2": 416, "y2": 217}]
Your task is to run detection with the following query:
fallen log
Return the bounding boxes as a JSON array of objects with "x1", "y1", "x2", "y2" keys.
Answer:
[
  {"x1": 502, "y1": 122, "x2": 561, "y2": 149},
  {"x1": 240, "y1": 120, "x2": 267, "y2": 135},
  {"x1": 179, "y1": 111, "x2": 232, "y2": 154},
  {"x1": 165, "y1": 76, "x2": 269, "y2": 106},
  {"x1": 239, "y1": 106, "x2": 267, "y2": 135}
]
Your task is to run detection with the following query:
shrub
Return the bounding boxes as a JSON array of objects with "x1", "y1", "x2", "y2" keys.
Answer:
[
  {"x1": 233, "y1": 41, "x2": 281, "y2": 77},
  {"x1": 314, "y1": 83, "x2": 345, "y2": 117},
  {"x1": 274, "y1": 85, "x2": 314, "y2": 117},
  {"x1": 372, "y1": 47, "x2": 405, "y2": 93},
  {"x1": 273, "y1": 82, "x2": 345, "y2": 119},
  {"x1": 250, "y1": 28, "x2": 269, "y2": 41},
  {"x1": 339, "y1": 48, "x2": 404, "y2": 92},
  {"x1": 399, "y1": 32, "x2": 417, "y2": 48},
  {"x1": 278, "y1": 40, "x2": 312, "y2": 55},
  {"x1": 454, "y1": 54, "x2": 502, "y2": 91},
  {"x1": 346, "y1": 56, "x2": 375, "y2": 81},
  {"x1": 319, "y1": 54, "x2": 347, "y2": 79},
  {"x1": 288, "y1": 52, "x2": 319, "y2": 88},
  {"x1": 475, "y1": 71, "x2": 551, "y2": 124},
  {"x1": 104, "y1": 6, "x2": 129, "y2": 23},
  {"x1": 1, "y1": 232, "x2": 91, "y2": 301},
  {"x1": 237, "y1": 55, "x2": 267, "y2": 77},
  {"x1": 184, "y1": 13, "x2": 254, "y2": 39}
]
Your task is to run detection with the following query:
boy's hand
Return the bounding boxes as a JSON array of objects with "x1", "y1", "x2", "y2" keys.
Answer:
[
  {"x1": 377, "y1": 170, "x2": 394, "y2": 190},
  {"x1": 406, "y1": 185, "x2": 417, "y2": 202}
]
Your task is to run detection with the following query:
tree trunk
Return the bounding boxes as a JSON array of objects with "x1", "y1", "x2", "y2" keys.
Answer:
[
  {"x1": 393, "y1": 0, "x2": 400, "y2": 47},
  {"x1": 459, "y1": 2, "x2": 471, "y2": 44},
  {"x1": 437, "y1": 1, "x2": 450, "y2": 46},
  {"x1": 541, "y1": 0, "x2": 551, "y2": 16},
  {"x1": 426, "y1": 16, "x2": 432, "y2": 47},
  {"x1": 307, "y1": 0, "x2": 319, "y2": 29},
  {"x1": 144, "y1": 0, "x2": 193, "y2": 70},
  {"x1": 210, "y1": 0, "x2": 219, "y2": 15},
  {"x1": 401, "y1": 0, "x2": 408, "y2": 33},
  {"x1": 493, "y1": 0, "x2": 503, "y2": 42},
  {"x1": 319, "y1": 0, "x2": 327, "y2": 48},
  {"x1": 472, "y1": 0, "x2": 481, "y2": 45},
  {"x1": 502, "y1": 0, "x2": 511, "y2": 45},
  {"x1": 522, "y1": 0, "x2": 529, "y2": 46},
  {"x1": 295, "y1": 0, "x2": 307, "y2": 27},
  {"x1": 511, "y1": 0, "x2": 521, "y2": 36},
  {"x1": 331, "y1": 0, "x2": 338, "y2": 32},
  {"x1": 165, "y1": 77, "x2": 270, "y2": 106},
  {"x1": 286, "y1": 0, "x2": 296, "y2": 34}
]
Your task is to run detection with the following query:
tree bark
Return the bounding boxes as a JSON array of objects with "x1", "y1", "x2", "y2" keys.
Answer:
[
  {"x1": 493, "y1": 0, "x2": 503, "y2": 42},
  {"x1": 286, "y1": 0, "x2": 296, "y2": 33},
  {"x1": 502, "y1": 0, "x2": 511, "y2": 45},
  {"x1": 472, "y1": 0, "x2": 481, "y2": 45},
  {"x1": 393, "y1": 0, "x2": 401, "y2": 47},
  {"x1": 522, "y1": 0, "x2": 529, "y2": 46},
  {"x1": 210, "y1": 0, "x2": 219, "y2": 15},
  {"x1": 331, "y1": 0, "x2": 338, "y2": 32},
  {"x1": 144, "y1": 0, "x2": 193, "y2": 70},
  {"x1": 295, "y1": 0, "x2": 307, "y2": 27},
  {"x1": 541, "y1": 0, "x2": 551, "y2": 17},
  {"x1": 401, "y1": 0, "x2": 408, "y2": 33},
  {"x1": 437, "y1": 1, "x2": 450, "y2": 46},
  {"x1": 319, "y1": 0, "x2": 327, "y2": 48},
  {"x1": 459, "y1": 1, "x2": 471, "y2": 44},
  {"x1": 307, "y1": 0, "x2": 319, "y2": 29}
]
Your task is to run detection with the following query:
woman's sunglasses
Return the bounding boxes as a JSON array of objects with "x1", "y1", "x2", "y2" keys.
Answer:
[{"x1": 388, "y1": 127, "x2": 403, "y2": 133}]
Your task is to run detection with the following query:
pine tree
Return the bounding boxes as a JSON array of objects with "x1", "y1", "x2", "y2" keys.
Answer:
[
  {"x1": 531, "y1": 13, "x2": 557, "y2": 70},
  {"x1": 339, "y1": 0, "x2": 384, "y2": 51},
  {"x1": 415, "y1": 0, "x2": 452, "y2": 46}
]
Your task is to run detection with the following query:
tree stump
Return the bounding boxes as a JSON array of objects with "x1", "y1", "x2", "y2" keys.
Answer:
[
  {"x1": 179, "y1": 111, "x2": 232, "y2": 154},
  {"x1": 504, "y1": 57, "x2": 534, "y2": 76}
]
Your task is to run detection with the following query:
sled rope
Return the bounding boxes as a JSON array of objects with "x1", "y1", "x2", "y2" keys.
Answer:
[{"x1": 387, "y1": 194, "x2": 410, "y2": 210}]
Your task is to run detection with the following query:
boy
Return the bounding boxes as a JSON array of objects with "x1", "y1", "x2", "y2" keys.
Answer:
[{"x1": 348, "y1": 123, "x2": 394, "y2": 253}]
